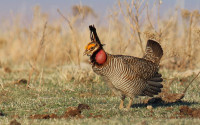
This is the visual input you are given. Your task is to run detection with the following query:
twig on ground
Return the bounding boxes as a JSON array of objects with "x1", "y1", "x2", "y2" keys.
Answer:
[{"x1": 182, "y1": 71, "x2": 200, "y2": 94}]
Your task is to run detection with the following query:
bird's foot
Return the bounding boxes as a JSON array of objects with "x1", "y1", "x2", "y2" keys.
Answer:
[
  {"x1": 119, "y1": 97, "x2": 125, "y2": 110},
  {"x1": 126, "y1": 98, "x2": 133, "y2": 110},
  {"x1": 119, "y1": 107, "x2": 129, "y2": 111},
  {"x1": 119, "y1": 102, "x2": 124, "y2": 110},
  {"x1": 119, "y1": 97, "x2": 133, "y2": 111},
  {"x1": 119, "y1": 104, "x2": 131, "y2": 111}
]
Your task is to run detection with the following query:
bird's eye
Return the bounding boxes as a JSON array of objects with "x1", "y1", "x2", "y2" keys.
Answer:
[{"x1": 90, "y1": 47, "x2": 94, "y2": 50}]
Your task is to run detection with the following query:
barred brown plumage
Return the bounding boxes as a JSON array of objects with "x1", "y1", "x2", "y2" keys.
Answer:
[{"x1": 84, "y1": 25, "x2": 163, "y2": 110}]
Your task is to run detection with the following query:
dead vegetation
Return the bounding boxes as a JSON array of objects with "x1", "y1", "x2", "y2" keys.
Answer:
[
  {"x1": 0, "y1": 1, "x2": 200, "y2": 71},
  {"x1": 72, "y1": 5, "x2": 97, "y2": 19}
]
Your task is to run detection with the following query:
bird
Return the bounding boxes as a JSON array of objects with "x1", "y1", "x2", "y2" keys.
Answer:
[{"x1": 84, "y1": 25, "x2": 163, "y2": 110}]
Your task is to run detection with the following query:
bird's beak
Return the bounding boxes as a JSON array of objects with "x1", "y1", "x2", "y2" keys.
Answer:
[
  {"x1": 83, "y1": 51, "x2": 86, "y2": 56},
  {"x1": 83, "y1": 50, "x2": 88, "y2": 56},
  {"x1": 83, "y1": 50, "x2": 92, "y2": 56}
]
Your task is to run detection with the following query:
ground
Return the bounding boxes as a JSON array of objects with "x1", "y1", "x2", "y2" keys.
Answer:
[{"x1": 0, "y1": 67, "x2": 200, "y2": 125}]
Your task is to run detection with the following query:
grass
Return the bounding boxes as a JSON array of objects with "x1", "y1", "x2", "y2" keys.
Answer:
[{"x1": 0, "y1": 67, "x2": 200, "y2": 125}]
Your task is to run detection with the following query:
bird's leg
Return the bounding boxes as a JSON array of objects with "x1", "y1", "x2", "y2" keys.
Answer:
[
  {"x1": 126, "y1": 98, "x2": 133, "y2": 110},
  {"x1": 119, "y1": 100, "x2": 124, "y2": 109},
  {"x1": 119, "y1": 95, "x2": 126, "y2": 109}
]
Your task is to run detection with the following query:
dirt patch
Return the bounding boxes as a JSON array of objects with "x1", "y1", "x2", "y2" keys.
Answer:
[
  {"x1": 178, "y1": 106, "x2": 200, "y2": 118},
  {"x1": 61, "y1": 104, "x2": 90, "y2": 118},
  {"x1": 4, "y1": 67, "x2": 12, "y2": 73},
  {"x1": 79, "y1": 92, "x2": 93, "y2": 97},
  {"x1": 13, "y1": 79, "x2": 27, "y2": 85},
  {"x1": 88, "y1": 113, "x2": 103, "y2": 118},
  {"x1": 29, "y1": 114, "x2": 59, "y2": 119},
  {"x1": 29, "y1": 103, "x2": 96, "y2": 119},
  {"x1": 10, "y1": 119, "x2": 21, "y2": 125},
  {"x1": 62, "y1": 106, "x2": 83, "y2": 118},
  {"x1": 160, "y1": 93, "x2": 184, "y2": 103},
  {"x1": 78, "y1": 103, "x2": 90, "y2": 110},
  {"x1": 170, "y1": 106, "x2": 200, "y2": 119},
  {"x1": 0, "y1": 111, "x2": 5, "y2": 116}
]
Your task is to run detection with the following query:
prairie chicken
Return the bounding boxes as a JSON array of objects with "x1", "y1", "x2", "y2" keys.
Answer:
[{"x1": 84, "y1": 25, "x2": 163, "y2": 110}]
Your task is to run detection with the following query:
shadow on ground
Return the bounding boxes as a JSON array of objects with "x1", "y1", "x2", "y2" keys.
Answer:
[{"x1": 131, "y1": 100, "x2": 198, "y2": 108}]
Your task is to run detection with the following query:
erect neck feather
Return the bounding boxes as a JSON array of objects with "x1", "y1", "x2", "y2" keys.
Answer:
[{"x1": 95, "y1": 49, "x2": 107, "y2": 65}]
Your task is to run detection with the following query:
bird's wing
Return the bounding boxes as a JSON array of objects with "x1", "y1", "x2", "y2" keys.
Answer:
[
  {"x1": 121, "y1": 56, "x2": 159, "y2": 80},
  {"x1": 121, "y1": 56, "x2": 163, "y2": 97}
]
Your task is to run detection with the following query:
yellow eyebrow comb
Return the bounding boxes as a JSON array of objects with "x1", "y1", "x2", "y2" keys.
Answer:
[{"x1": 85, "y1": 43, "x2": 95, "y2": 50}]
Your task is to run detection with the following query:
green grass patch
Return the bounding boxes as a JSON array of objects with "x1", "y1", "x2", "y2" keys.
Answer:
[{"x1": 0, "y1": 68, "x2": 200, "y2": 124}]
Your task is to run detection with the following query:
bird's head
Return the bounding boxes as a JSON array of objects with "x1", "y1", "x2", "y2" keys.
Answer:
[
  {"x1": 84, "y1": 41, "x2": 101, "y2": 56},
  {"x1": 84, "y1": 25, "x2": 104, "y2": 57},
  {"x1": 84, "y1": 25, "x2": 107, "y2": 65}
]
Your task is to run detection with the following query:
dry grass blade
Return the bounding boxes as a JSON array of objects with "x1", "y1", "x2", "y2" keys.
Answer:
[
  {"x1": 36, "y1": 21, "x2": 47, "y2": 60},
  {"x1": 57, "y1": 9, "x2": 80, "y2": 66},
  {"x1": 27, "y1": 21, "x2": 47, "y2": 87},
  {"x1": 118, "y1": 0, "x2": 145, "y2": 54},
  {"x1": 182, "y1": 71, "x2": 200, "y2": 94},
  {"x1": 57, "y1": 9, "x2": 73, "y2": 30}
]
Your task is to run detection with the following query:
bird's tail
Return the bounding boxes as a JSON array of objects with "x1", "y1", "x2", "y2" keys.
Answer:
[
  {"x1": 143, "y1": 40, "x2": 163, "y2": 65},
  {"x1": 143, "y1": 73, "x2": 163, "y2": 97}
]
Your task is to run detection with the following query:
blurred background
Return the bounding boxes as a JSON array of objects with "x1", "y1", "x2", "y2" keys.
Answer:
[
  {"x1": 0, "y1": 0, "x2": 200, "y2": 22},
  {"x1": 0, "y1": 0, "x2": 200, "y2": 72}
]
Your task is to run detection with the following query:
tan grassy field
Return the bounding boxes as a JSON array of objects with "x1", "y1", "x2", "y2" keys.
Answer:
[{"x1": 0, "y1": 0, "x2": 200, "y2": 124}]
